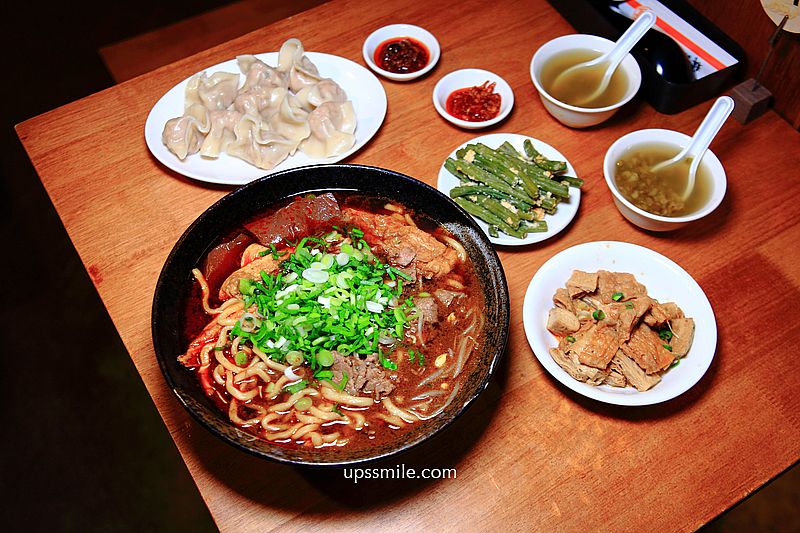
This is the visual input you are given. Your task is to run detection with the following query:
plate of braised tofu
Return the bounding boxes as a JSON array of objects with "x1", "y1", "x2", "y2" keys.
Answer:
[{"x1": 523, "y1": 241, "x2": 717, "y2": 406}]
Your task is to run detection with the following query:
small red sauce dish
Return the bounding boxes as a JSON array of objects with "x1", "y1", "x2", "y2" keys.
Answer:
[
  {"x1": 374, "y1": 37, "x2": 430, "y2": 74},
  {"x1": 445, "y1": 81, "x2": 502, "y2": 122},
  {"x1": 433, "y1": 69, "x2": 514, "y2": 129},
  {"x1": 363, "y1": 24, "x2": 440, "y2": 81}
]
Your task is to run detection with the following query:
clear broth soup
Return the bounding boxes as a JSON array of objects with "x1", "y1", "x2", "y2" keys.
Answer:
[
  {"x1": 614, "y1": 142, "x2": 713, "y2": 217},
  {"x1": 541, "y1": 49, "x2": 629, "y2": 109}
]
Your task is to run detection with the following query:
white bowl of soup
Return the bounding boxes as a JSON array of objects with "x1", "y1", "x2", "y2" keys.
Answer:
[
  {"x1": 603, "y1": 128, "x2": 727, "y2": 231},
  {"x1": 530, "y1": 34, "x2": 642, "y2": 128}
]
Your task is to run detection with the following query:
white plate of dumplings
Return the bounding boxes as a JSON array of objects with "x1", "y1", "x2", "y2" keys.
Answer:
[{"x1": 145, "y1": 39, "x2": 387, "y2": 185}]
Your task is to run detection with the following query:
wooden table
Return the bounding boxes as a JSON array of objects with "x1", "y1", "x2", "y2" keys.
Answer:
[{"x1": 16, "y1": 0, "x2": 800, "y2": 530}]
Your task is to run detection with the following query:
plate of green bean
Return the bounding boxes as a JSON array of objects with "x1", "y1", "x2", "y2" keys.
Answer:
[{"x1": 437, "y1": 133, "x2": 583, "y2": 246}]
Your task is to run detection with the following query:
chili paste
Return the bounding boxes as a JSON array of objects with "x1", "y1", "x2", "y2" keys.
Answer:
[
  {"x1": 374, "y1": 37, "x2": 429, "y2": 74},
  {"x1": 445, "y1": 81, "x2": 502, "y2": 122}
]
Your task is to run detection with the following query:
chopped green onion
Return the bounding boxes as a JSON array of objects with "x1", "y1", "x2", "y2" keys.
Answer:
[
  {"x1": 295, "y1": 397, "x2": 312, "y2": 411},
  {"x1": 315, "y1": 370, "x2": 333, "y2": 380},
  {"x1": 592, "y1": 309, "x2": 606, "y2": 320},
  {"x1": 317, "y1": 349, "x2": 334, "y2": 367},
  {"x1": 283, "y1": 380, "x2": 308, "y2": 394},
  {"x1": 566, "y1": 335, "x2": 576, "y2": 343},
  {"x1": 659, "y1": 329, "x2": 673, "y2": 342},
  {"x1": 379, "y1": 352, "x2": 398, "y2": 370},
  {"x1": 662, "y1": 344, "x2": 673, "y2": 352},
  {"x1": 234, "y1": 351, "x2": 248, "y2": 366},
  {"x1": 612, "y1": 292, "x2": 624, "y2": 301},
  {"x1": 335, "y1": 372, "x2": 349, "y2": 391},
  {"x1": 285, "y1": 350, "x2": 304, "y2": 366},
  {"x1": 238, "y1": 278, "x2": 256, "y2": 296},
  {"x1": 625, "y1": 303, "x2": 634, "y2": 309}
]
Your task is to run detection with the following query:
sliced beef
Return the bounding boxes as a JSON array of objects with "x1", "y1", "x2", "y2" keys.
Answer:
[
  {"x1": 415, "y1": 296, "x2": 439, "y2": 324},
  {"x1": 343, "y1": 207, "x2": 458, "y2": 279},
  {"x1": 566, "y1": 270, "x2": 598, "y2": 298},
  {"x1": 331, "y1": 352, "x2": 396, "y2": 400},
  {"x1": 240, "y1": 243, "x2": 268, "y2": 266},
  {"x1": 202, "y1": 233, "x2": 254, "y2": 295},
  {"x1": 670, "y1": 318, "x2": 695, "y2": 358},
  {"x1": 547, "y1": 307, "x2": 580, "y2": 336},
  {"x1": 620, "y1": 323, "x2": 675, "y2": 374},
  {"x1": 244, "y1": 193, "x2": 342, "y2": 246},
  {"x1": 611, "y1": 350, "x2": 661, "y2": 391},
  {"x1": 219, "y1": 254, "x2": 281, "y2": 299},
  {"x1": 434, "y1": 289, "x2": 463, "y2": 308}
]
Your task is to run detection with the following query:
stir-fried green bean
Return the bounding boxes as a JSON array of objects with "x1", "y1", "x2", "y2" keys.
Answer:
[{"x1": 446, "y1": 138, "x2": 582, "y2": 239}]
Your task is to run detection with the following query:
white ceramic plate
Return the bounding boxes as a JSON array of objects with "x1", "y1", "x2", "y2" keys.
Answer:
[
  {"x1": 436, "y1": 133, "x2": 580, "y2": 246},
  {"x1": 144, "y1": 52, "x2": 387, "y2": 185},
  {"x1": 522, "y1": 241, "x2": 717, "y2": 406},
  {"x1": 432, "y1": 69, "x2": 514, "y2": 129}
]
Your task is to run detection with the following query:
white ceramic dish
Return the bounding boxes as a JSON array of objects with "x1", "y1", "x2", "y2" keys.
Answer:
[
  {"x1": 436, "y1": 133, "x2": 580, "y2": 246},
  {"x1": 530, "y1": 34, "x2": 642, "y2": 128},
  {"x1": 603, "y1": 128, "x2": 727, "y2": 232},
  {"x1": 362, "y1": 24, "x2": 440, "y2": 81},
  {"x1": 432, "y1": 69, "x2": 514, "y2": 129},
  {"x1": 523, "y1": 241, "x2": 717, "y2": 406},
  {"x1": 145, "y1": 52, "x2": 387, "y2": 185}
]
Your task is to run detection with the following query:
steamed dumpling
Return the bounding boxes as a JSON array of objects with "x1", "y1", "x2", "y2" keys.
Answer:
[
  {"x1": 185, "y1": 71, "x2": 241, "y2": 110},
  {"x1": 267, "y1": 93, "x2": 311, "y2": 146},
  {"x1": 277, "y1": 38, "x2": 322, "y2": 92},
  {"x1": 294, "y1": 78, "x2": 347, "y2": 111},
  {"x1": 234, "y1": 85, "x2": 286, "y2": 119},
  {"x1": 162, "y1": 104, "x2": 210, "y2": 160},
  {"x1": 299, "y1": 101, "x2": 356, "y2": 158},
  {"x1": 199, "y1": 109, "x2": 242, "y2": 158},
  {"x1": 161, "y1": 38, "x2": 358, "y2": 168},
  {"x1": 237, "y1": 55, "x2": 287, "y2": 91},
  {"x1": 227, "y1": 114, "x2": 298, "y2": 169}
]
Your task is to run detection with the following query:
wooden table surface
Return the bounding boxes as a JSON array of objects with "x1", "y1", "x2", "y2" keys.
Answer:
[{"x1": 16, "y1": 0, "x2": 800, "y2": 530}]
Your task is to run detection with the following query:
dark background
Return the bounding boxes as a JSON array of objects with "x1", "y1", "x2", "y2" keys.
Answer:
[{"x1": 0, "y1": 1, "x2": 796, "y2": 531}]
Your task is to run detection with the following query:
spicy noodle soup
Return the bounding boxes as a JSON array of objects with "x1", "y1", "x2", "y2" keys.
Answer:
[{"x1": 179, "y1": 192, "x2": 485, "y2": 450}]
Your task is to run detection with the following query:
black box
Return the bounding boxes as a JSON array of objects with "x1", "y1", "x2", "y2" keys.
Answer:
[{"x1": 546, "y1": 0, "x2": 747, "y2": 114}]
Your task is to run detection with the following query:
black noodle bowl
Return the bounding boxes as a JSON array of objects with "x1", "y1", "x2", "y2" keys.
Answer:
[{"x1": 151, "y1": 164, "x2": 509, "y2": 466}]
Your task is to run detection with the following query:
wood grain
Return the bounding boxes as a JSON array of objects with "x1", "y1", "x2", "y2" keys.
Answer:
[
  {"x1": 99, "y1": 0, "x2": 329, "y2": 83},
  {"x1": 686, "y1": 0, "x2": 800, "y2": 129},
  {"x1": 15, "y1": 0, "x2": 800, "y2": 530}
]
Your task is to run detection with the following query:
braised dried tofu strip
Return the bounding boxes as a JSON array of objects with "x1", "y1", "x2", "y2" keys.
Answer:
[
  {"x1": 596, "y1": 270, "x2": 647, "y2": 303},
  {"x1": 566, "y1": 270, "x2": 598, "y2": 298},
  {"x1": 569, "y1": 324, "x2": 619, "y2": 369},
  {"x1": 547, "y1": 307, "x2": 580, "y2": 336},
  {"x1": 620, "y1": 323, "x2": 675, "y2": 374},
  {"x1": 603, "y1": 368, "x2": 627, "y2": 388},
  {"x1": 549, "y1": 348, "x2": 609, "y2": 386},
  {"x1": 553, "y1": 287, "x2": 575, "y2": 313},
  {"x1": 611, "y1": 350, "x2": 661, "y2": 391},
  {"x1": 670, "y1": 318, "x2": 695, "y2": 358},
  {"x1": 546, "y1": 270, "x2": 694, "y2": 392}
]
